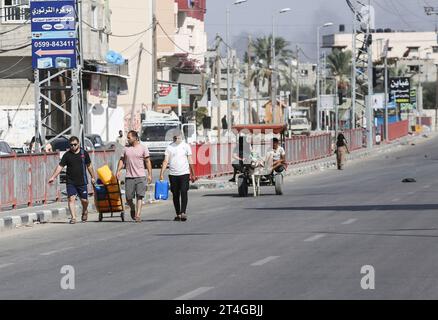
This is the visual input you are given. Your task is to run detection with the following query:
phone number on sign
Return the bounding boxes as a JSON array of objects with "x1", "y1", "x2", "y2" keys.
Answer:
[{"x1": 34, "y1": 40, "x2": 76, "y2": 48}]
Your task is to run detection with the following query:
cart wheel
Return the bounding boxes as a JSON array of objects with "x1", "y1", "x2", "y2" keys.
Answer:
[
  {"x1": 98, "y1": 213, "x2": 103, "y2": 222},
  {"x1": 238, "y1": 176, "x2": 248, "y2": 197},
  {"x1": 275, "y1": 174, "x2": 283, "y2": 195},
  {"x1": 121, "y1": 213, "x2": 125, "y2": 222}
]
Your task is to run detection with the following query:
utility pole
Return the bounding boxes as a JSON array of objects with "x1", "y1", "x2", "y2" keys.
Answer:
[
  {"x1": 226, "y1": 8, "x2": 231, "y2": 136},
  {"x1": 423, "y1": 7, "x2": 438, "y2": 131},
  {"x1": 296, "y1": 45, "x2": 300, "y2": 107},
  {"x1": 215, "y1": 39, "x2": 221, "y2": 142},
  {"x1": 247, "y1": 35, "x2": 252, "y2": 124},
  {"x1": 271, "y1": 14, "x2": 277, "y2": 124},
  {"x1": 436, "y1": 64, "x2": 438, "y2": 131},
  {"x1": 384, "y1": 55, "x2": 389, "y2": 141},
  {"x1": 366, "y1": 0, "x2": 374, "y2": 149},
  {"x1": 130, "y1": 42, "x2": 143, "y2": 130},
  {"x1": 152, "y1": 12, "x2": 158, "y2": 111},
  {"x1": 351, "y1": 6, "x2": 357, "y2": 129}
]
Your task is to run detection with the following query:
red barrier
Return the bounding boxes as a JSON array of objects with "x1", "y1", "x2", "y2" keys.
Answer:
[
  {"x1": 388, "y1": 120, "x2": 409, "y2": 141},
  {"x1": 191, "y1": 144, "x2": 212, "y2": 178},
  {"x1": 417, "y1": 117, "x2": 432, "y2": 127},
  {"x1": 0, "y1": 153, "x2": 61, "y2": 211},
  {"x1": 343, "y1": 128, "x2": 364, "y2": 151}
]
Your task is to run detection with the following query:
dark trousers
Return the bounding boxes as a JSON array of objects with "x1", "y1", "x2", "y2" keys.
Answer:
[{"x1": 169, "y1": 174, "x2": 190, "y2": 215}]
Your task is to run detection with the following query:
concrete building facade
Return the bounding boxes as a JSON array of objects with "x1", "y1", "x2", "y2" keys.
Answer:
[
  {"x1": 0, "y1": 0, "x2": 128, "y2": 146},
  {"x1": 108, "y1": 0, "x2": 153, "y2": 131}
]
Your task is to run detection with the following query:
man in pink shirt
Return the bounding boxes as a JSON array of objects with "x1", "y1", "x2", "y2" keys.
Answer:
[{"x1": 116, "y1": 130, "x2": 152, "y2": 222}]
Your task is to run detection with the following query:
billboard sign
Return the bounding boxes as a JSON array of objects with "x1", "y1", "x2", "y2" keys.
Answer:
[
  {"x1": 389, "y1": 77, "x2": 410, "y2": 104},
  {"x1": 31, "y1": 0, "x2": 77, "y2": 69}
]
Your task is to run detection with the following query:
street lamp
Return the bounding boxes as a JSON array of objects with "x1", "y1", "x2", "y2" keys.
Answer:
[
  {"x1": 271, "y1": 7, "x2": 291, "y2": 124},
  {"x1": 226, "y1": 0, "x2": 248, "y2": 136},
  {"x1": 316, "y1": 22, "x2": 333, "y2": 131}
]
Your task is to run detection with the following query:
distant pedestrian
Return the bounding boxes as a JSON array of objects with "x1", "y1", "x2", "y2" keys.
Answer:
[
  {"x1": 159, "y1": 129, "x2": 196, "y2": 222},
  {"x1": 48, "y1": 136, "x2": 97, "y2": 224},
  {"x1": 116, "y1": 130, "x2": 126, "y2": 146},
  {"x1": 335, "y1": 133, "x2": 350, "y2": 170},
  {"x1": 116, "y1": 130, "x2": 152, "y2": 222},
  {"x1": 222, "y1": 115, "x2": 228, "y2": 130}
]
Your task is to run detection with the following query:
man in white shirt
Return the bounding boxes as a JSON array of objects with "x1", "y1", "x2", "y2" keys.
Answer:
[
  {"x1": 266, "y1": 137, "x2": 286, "y2": 174},
  {"x1": 159, "y1": 129, "x2": 196, "y2": 222}
]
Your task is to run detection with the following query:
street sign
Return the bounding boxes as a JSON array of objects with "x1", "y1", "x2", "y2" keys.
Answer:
[
  {"x1": 31, "y1": 0, "x2": 77, "y2": 69},
  {"x1": 389, "y1": 77, "x2": 410, "y2": 104}
]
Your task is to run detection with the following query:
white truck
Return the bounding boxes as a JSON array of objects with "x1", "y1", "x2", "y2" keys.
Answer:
[
  {"x1": 289, "y1": 117, "x2": 311, "y2": 135},
  {"x1": 140, "y1": 111, "x2": 196, "y2": 166}
]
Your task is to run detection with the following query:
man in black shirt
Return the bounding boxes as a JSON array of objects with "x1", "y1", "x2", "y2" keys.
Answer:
[{"x1": 48, "y1": 136, "x2": 97, "y2": 224}]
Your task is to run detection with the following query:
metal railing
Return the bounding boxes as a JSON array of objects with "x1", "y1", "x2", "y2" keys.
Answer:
[{"x1": 0, "y1": 149, "x2": 119, "y2": 211}]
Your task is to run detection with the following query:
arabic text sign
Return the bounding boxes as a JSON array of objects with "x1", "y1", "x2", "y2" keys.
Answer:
[
  {"x1": 31, "y1": 0, "x2": 77, "y2": 69},
  {"x1": 389, "y1": 77, "x2": 410, "y2": 104}
]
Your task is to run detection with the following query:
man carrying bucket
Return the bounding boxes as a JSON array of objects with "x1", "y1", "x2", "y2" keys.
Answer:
[{"x1": 116, "y1": 130, "x2": 152, "y2": 222}]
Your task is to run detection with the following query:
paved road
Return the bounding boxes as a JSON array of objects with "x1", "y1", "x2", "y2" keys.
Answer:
[{"x1": 1, "y1": 135, "x2": 438, "y2": 299}]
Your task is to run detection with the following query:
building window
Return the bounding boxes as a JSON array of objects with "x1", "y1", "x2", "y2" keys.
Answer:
[
  {"x1": 407, "y1": 47, "x2": 419, "y2": 53},
  {"x1": 2, "y1": 0, "x2": 30, "y2": 23},
  {"x1": 91, "y1": 5, "x2": 98, "y2": 29},
  {"x1": 409, "y1": 65, "x2": 419, "y2": 73},
  {"x1": 433, "y1": 46, "x2": 438, "y2": 53},
  {"x1": 300, "y1": 69, "x2": 309, "y2": 77}
]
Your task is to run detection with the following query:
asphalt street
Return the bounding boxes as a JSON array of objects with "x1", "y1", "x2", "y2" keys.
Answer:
[{"x1": 1, "y1": 135, "x2": 438, "y2": 299}]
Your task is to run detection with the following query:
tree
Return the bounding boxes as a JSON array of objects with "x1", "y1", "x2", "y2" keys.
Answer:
[
  {"x1": 326, "y1": 49, "x2": 352, "y2": 94},
  {"x1": 244, "y1": 35, "x2": 293, "y2": 96}
]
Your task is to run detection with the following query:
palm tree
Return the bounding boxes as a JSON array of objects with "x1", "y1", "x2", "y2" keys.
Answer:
[
  {"x1": 326, "y1": 49, "x2": 352, "y2": 91},
  {"x1": 245, "y1": 35, "x2": 293, "y2": 96}
]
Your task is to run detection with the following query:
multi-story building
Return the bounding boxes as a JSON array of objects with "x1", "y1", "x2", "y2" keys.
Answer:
[
  {"x1": 156, "y1": 0, "x2": 207, "y2": 113},
  {"x1": 323, "y1": 29, "x2": 438, "y2": 82},
  {"x1": 109, "y1": 0, "x2": 153, "y2": 130},
  {"x1": 0, "y1": 0, "x2": 128, "y2": 146}
]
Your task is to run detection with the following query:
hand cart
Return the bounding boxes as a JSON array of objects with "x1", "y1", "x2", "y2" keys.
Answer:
[{"x1": 94, "y1": 179, "x2": 125, "y2": 222}]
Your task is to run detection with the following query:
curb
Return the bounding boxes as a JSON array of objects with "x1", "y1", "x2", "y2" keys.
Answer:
[{"x1": 0, "y1": 207, "x2": 74, "y2": 232}]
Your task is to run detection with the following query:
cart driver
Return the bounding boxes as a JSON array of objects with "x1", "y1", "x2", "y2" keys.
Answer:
[{"x1": 266, "y1": 137, "x2": 286, "y2": 174}]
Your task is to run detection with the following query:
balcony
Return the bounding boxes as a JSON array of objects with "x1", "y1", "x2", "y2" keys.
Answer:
[{"x1": 1, "y1": 5, "x2": 30, "y2": 23}]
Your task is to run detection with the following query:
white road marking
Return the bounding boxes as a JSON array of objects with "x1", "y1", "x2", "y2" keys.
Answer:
[
  {"x1": 423, "y1": 185, "x2": 431, "y2": 189},
  {"x1": 174, "y1": 287, "x2": 214, "y2": 300},
  {"x1": 40, "y1": 247, "x2": 75, "y2": 256},
  {"x1": 304, "y1": 234, "x2": 326, "y2": 242},
  {"x1": 391, "y1": 198, "x2": 400, "y2": 202},
  {"x1": 342, "y1": 218, "x2": 357, "y2": 225},
  {"x1": 0, "y1": 263, "x2": 15, "y2": 269},
  {"x1": 407, "y1": 191, "x2": 415, "y2": 195},
  {"x1": 251, "y1": 256, "x2": 280, "y2": 266}
]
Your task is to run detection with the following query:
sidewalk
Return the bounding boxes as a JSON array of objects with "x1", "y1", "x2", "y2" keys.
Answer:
[{"x1": 0, "y1": 131, "x2": 434, "y2": 233}]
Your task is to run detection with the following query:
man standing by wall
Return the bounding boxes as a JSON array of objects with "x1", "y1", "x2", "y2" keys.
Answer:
[
  {"x1": 48, "y1": 136, "x2": 97, "y2": 224},
  {"x1": 116, "y1": 130, "x2": 152, "y2": 222}
]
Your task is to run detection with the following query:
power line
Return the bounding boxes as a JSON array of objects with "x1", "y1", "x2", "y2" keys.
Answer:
[
  {"x1": 120, "y1": 33, "x2": 146, "y2": 54},
  {"x1": 0, "y1": 20, "x2": 30, "y2": 35},
  {"x1": 0, "y1": 42, "x2": 31, "y2": 53},
  {"x1": 0, "y1": 65, "x2": 32, "y2": 79},
  {"x1": 82, "y1": 20, "x2": 153, "y2": 38},
  {"x1": 157, "y1": 21, "x2": 207, "y2": 56},
  {"x1": 0, "y1": 56, "x2": 26, "y2": 74}
]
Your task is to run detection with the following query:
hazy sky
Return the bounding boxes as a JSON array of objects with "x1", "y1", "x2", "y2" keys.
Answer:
[{"x1": 205, "y1": 0, "x2": 438, "y2": 61}]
